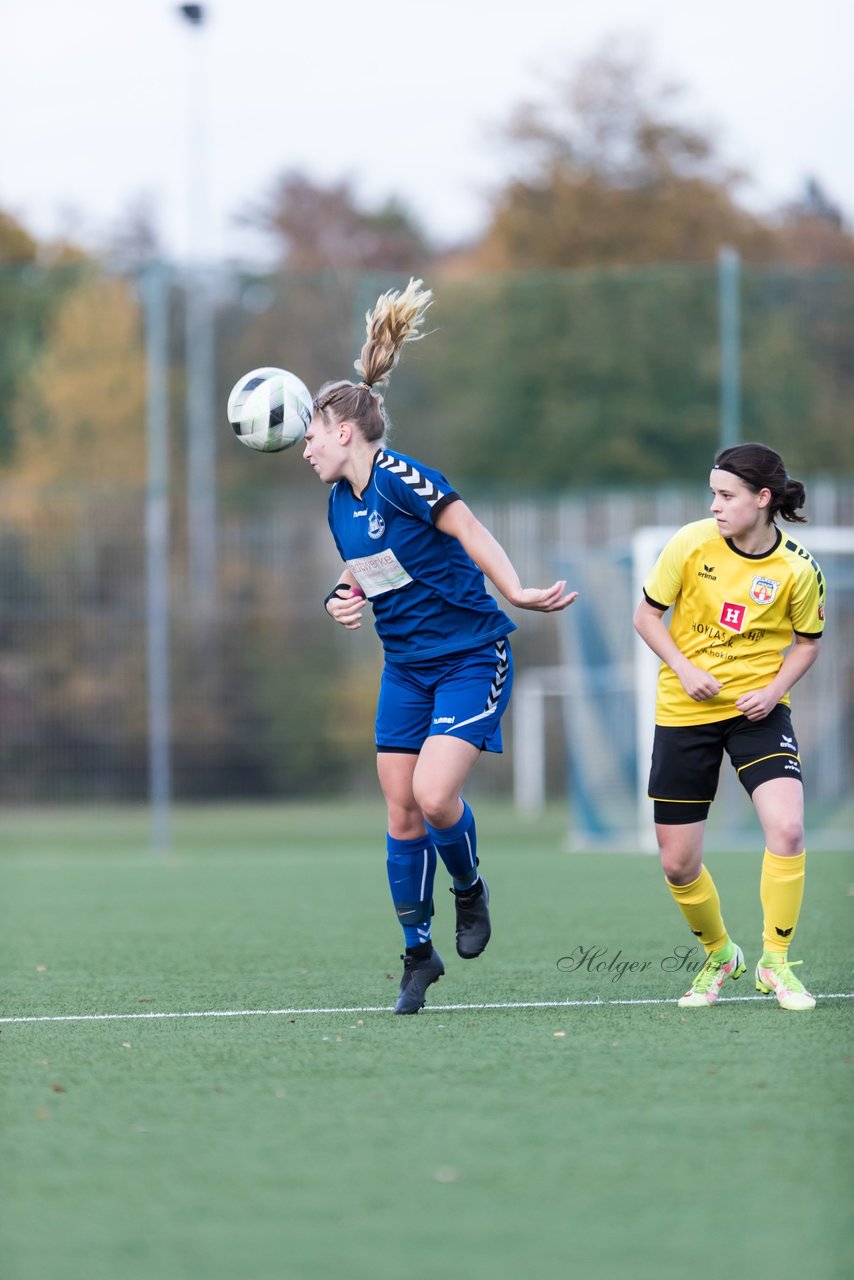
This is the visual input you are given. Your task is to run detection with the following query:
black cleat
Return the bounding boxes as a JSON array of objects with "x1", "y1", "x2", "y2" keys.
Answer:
[
  {"x1": 451, "y1": 877, "x2": 491, "y2": 958},
  {"x1": 394, "y1": 945, "x2": 445, "y2": 1015}
]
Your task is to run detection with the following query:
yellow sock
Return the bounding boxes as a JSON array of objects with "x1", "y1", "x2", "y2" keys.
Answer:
[
  {"x1": 665, "y1": 866, "x2": 729, "y2": 955},
  {"x1": 761, "y1": 849, "x2": 806, "y2": 956}
]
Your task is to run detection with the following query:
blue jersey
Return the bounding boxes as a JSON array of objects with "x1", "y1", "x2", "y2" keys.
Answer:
[{"x1": 327, "y1": 447, "x2": 516, "y2": 663}]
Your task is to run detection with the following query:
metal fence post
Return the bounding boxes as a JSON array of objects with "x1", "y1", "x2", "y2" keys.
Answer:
[
  {"x1": 143, "y1": 261, "x2": 172, "y2": 853},
  {"x1": 718, "y1": 245, "x2": 741, "y2": 449}
]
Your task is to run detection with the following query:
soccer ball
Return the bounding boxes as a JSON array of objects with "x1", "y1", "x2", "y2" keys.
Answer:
[{"x1": 227, "y1": 367, "x2": 312, "y2": 452}]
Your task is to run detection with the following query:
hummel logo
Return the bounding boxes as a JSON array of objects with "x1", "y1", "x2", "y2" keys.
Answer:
[
  {"x1": 377, "y1": 451, "x2": 445, "y2": 507},
  {"x1": 775, "y1": 926, "x2": 794, "y2": 938}
]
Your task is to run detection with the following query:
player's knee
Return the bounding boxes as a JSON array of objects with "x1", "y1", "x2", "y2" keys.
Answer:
[
  {"x1": 385, "y1": 798, "x2": 426, "y2": 840},
  {"x1": 764, "y1": 814, "x2": 804, "y2": 856},
  {"x1": 411, "y1": 781, "x2": 456, "y2": 830},
  {"x1": 660, "y1": 855, "x2": 701, "y2": 886},
  {"x1": 657, "y1": 832, "x2": 704, "y2": 884}
]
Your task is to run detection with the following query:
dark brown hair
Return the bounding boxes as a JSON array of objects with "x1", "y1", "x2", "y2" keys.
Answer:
[{"x1": 713, "y1": 442, "x2": 807, "y2": 523}]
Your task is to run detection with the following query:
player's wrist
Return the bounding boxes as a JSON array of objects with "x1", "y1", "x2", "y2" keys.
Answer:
[{"x1": 324, "y1": 583, "x2": 352, "y2": 613}]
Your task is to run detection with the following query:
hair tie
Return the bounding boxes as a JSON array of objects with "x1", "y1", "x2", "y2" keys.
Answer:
[
  {"x1": 357, "y1": 380, "x2": 373, "y2": 392},
  {"x1": 712, "y1": 461, "x2": 752, "y2": 485}
]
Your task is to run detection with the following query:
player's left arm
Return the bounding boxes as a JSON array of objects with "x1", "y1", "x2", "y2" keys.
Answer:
[
  {"x1": 734, "y1": 635, "x2": 822, "y2": 722},
  {"x1": 434, "y1": 499, "x2": 578, "y2": 612}
]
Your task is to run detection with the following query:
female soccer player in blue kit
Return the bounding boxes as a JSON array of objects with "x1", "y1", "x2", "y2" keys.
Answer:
[{"x1": 304, "y1": 279, "x2": 577, "y2": 1013}]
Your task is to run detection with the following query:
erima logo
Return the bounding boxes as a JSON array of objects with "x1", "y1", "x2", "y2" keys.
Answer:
[
  {"x1": 698, "y1": 564, "x2": 717, "y2": 580},
  {"x1": 780, "y1": 735, "x2": 795, "y2": 749},
  {"x1": 432, "y1": 716, "x2": 455, "y2": 725},
  {"x1": 775, "y1": 926, "x2": 794, "y2": 938},
  {"x1": 368, "y1": 510, "x2": 385, "y2": 540}
]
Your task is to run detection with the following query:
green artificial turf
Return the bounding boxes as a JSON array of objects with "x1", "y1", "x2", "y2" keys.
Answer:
[{"x1": 2, "y1": 802, "x2": 852, "y2": 1280}]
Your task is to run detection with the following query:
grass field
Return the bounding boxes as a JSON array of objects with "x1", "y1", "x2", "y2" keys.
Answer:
[{"x1": 3, "y1": 801, "x2": 852, "y2": 1280}]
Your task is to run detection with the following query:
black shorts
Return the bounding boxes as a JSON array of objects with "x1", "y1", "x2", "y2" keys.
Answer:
[{"x1": 648, "y1": 704, "x2": 802, "y2": 825}]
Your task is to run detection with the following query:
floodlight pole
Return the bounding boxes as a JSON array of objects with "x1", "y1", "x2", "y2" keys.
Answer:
[
  {"x1": 143, "y1": 261, "x2": 172, "y2": 854},
  {"x1": 178, "y1": 4, "x2": 217, "y2": 620},
  {"x1": 718, "y1": 245, "x2": 741, "y2": 450}
]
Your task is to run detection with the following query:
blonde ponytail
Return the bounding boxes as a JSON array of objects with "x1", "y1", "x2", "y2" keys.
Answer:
[
  {"x1": 355, "y1": 278, "x2": 433, "y2": 389},
  {"x1": 314, "y1": 279, "x2": 434, "y2": 444}
]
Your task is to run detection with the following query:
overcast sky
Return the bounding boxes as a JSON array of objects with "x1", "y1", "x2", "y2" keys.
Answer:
[{"x1": 2, "y1": 0, "x2": 852, "y2": 263}]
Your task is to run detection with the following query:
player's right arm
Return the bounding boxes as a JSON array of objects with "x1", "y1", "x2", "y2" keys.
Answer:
[
  {"x1": 633, "y1": 598, "x2": 723, "y2": 702},
  {"x1": 324, "y1": 569, "x2": 365, "y2": 630}
]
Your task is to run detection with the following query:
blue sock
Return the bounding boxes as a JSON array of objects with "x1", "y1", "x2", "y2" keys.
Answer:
[
  {"x1": 386, "y1": 834, "x2": 437, "y2": 948},
  {"x1": 427, "y1": 801, "x2": 479, "y2": 891}
]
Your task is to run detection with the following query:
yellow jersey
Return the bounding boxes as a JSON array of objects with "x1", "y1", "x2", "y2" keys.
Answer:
[{"x1": 643, "y1": 518, "x2": 825, "y2": 726}]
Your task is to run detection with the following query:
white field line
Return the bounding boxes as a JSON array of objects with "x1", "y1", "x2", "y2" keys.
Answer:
[{"x1": 2, "y1": 992, "x2": 852, "y2": 1025}]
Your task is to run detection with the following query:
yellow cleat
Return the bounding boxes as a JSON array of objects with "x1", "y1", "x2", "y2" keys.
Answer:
[
  {"x1": 677, "y1": 943, "x2": 746, "y2": 1007},
  {"x1": 755, "y1": 956, "x2": 816, "y2": 1011}
]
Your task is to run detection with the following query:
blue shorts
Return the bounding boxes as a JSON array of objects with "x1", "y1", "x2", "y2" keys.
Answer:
[{"x1": 376, "y1": 638, "x2": 513, "y2": 754}]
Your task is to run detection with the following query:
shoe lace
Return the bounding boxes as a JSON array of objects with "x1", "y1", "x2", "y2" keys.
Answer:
[
  {"x1": 451, "y1": 881, "x2": 481, "y2": 904},
  {"x1": 690, "y1": 955, "x2": 726, "y2": 993},
  {"x1": 764, "y1": 957, "x2": 808, "y2": 992}
]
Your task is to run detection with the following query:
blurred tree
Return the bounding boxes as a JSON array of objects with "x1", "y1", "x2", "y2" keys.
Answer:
[
  {"x1": 777, "y1": 177, "x2": 854, "y2": 267},
  {"x1": 468, "y1": 42, "x2": 777, "y2": 270},
  {"x1": 237, "y1": 171, "x2": 434, "y2": 270},
  {"x1": 396, "y1": 266, "x2": 854, "y2": 490},
  {"x1": 413, "y1": 271, "x2": 722, "y2": 488},
  {"x1": 5, "y1": 273, "x2": 146, "y2": 500},
  {"x1": 0, "y1": 208, "x2": 86, "y2": 460},
  {"x1": 0, "y1": 210, "x2": 39, "y2": 264},
  {"x1": 101, "y1": 194, "x2": 163, "y2": 269},
  {"x1": 0, "y1": 207, "x2": 87, "y2": 268}
]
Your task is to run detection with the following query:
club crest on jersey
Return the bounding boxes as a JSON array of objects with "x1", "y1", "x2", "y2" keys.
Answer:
[
  {"x1": 719, "y1": 601, "x2": 746, "y2": 633},
  {"x1": 749, "y1": 575, "x2": 780, "y2": 605},
  {"x1": 367, "y1": 510, "x2": 385, "y2": 540}
]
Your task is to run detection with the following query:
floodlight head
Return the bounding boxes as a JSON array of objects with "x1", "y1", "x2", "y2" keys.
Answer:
[{"x1": 178, "y1": 4, "x2": 205, "y2": 25}]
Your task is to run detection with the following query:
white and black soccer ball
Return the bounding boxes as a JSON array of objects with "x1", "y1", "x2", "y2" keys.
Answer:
[{"x1": 227, "y1": 367, "x2": 312, "y2": 452}]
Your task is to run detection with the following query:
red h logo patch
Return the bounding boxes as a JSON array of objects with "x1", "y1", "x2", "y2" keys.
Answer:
[{"x1": 719, "y1": 601, "x2": 746, "y2": 632}]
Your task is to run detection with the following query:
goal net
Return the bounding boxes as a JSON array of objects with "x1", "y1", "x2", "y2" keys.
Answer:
[{"x1": 541, "y1": 527, "x2": 854, "y2": 852}]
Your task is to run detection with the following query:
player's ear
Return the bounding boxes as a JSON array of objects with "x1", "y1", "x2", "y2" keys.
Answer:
[
  {"x1": 337, "y1": 419, "x2": 353, "y2": 444},
  {"x1": 757, "y1": 486, "x2": 772, "y2": 510}
]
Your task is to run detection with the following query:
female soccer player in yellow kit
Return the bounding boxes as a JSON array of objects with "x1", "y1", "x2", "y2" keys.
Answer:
[{"x1": 633, "y1": 443, "x2": 825, "y2": 1011}]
